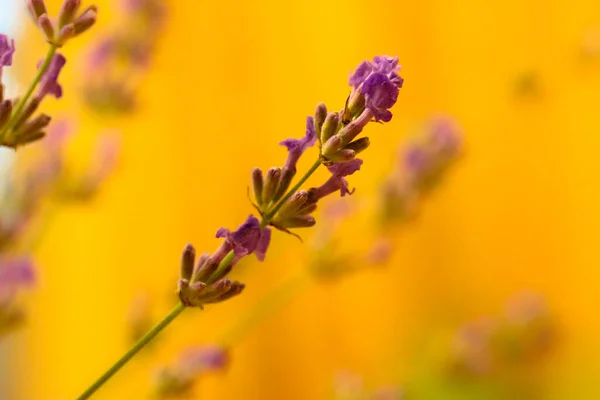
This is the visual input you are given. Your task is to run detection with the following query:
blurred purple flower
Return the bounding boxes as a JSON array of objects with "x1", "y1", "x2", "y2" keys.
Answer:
[
  {"x1": 36, "y1": 54, "x2": 67, "y2": 100},
  {"x1": 0, "y1": 34, "x2": 15, "y2": 68},
  {"x1": 154, "y1": 345, "x2": 228, "y2": 397},
  {"x1": 348, "y1": 55, "x2": 403, "y2": 122}
]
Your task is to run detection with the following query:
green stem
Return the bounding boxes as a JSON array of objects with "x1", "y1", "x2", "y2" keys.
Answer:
[
  {"x1": 75, "y1": 302, "x2": 186, "y2": 400},
  {"x1": 74, "y1": 158, "x2": 321, "y2": 398},
  {"x1": 0, "y1": 44, "x2": 57, "y2": 141},
  {"x1": 261, "y1": 159, "x2": 322, "y2": 227}
]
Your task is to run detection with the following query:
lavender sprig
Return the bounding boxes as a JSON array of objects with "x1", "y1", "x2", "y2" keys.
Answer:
[
  {"x1": 0, "y1": 0, "x2": 97, "y2": 148},
  {"x1": 75, "y1": 56, "x2": 403, "y2": 399}
]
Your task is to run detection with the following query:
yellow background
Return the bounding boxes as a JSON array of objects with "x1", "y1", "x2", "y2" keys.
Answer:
[{"x1": 3, "y1": 0, "x2": 600, "y2": 398}]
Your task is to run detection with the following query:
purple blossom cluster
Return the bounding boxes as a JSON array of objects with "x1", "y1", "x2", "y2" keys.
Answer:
[
  {"x1": 178, "y1": 56, "x2": 403, "y2": 309},
  {"x1": 380, "y1": 115, "x2": 462, "y2": 223},
  {"x1": 0, "y1": 257, "x2": 35, "y2": 336},
  {"x1": 83, "y1": 0, "x2": 167, "y2": 113},
  {"x1": 0, "y1": 0, "x2": 97, "y2": 149},
  {"x1": 153, "y1": 345, "x2": 228, "y2": 397},
  {"x1": 251, "y1": 56, "x2": 403, "y2": 236}
]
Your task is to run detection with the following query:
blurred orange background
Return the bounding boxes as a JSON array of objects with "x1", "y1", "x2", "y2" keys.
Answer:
[{"x1": 2, "y1": 0, "x2": 600, "y2": 398}]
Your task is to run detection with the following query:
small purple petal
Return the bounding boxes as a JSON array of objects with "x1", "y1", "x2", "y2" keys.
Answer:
[
  {"x1": 280, "y1": 116, "x2": 317, "y2": 171},
  {"x1": 37, "y1": 54, "x2": 67, "y2": 100},
  {"x1": 254, "y1": 227, "x2": 271, "y2": 261},
  {"x1": 0, "y1": 34, "x2": 15, "y2": 67},
  {"x1": 328, "y1": 158, "x2": 363, "y2": 178},
  {"x1": 361, "y1": 73, "x2": 399, "y2": 122},
  {"x1": 216, "y1": 215, "x2": 269, "y2": 260},
  {"x1": 348, "y1": 60, "x2": 373, "y2": 88},
  {"x1": 311, "y1": 159, "x2": 363, "y2": 200}
]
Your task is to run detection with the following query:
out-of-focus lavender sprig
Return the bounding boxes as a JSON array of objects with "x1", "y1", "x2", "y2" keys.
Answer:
[
  {"x1": 0, "y1": 0, "x2": 97, "y2": 148},
  {"x1": 449, "y1": 293, "x2": 557, "y2": 377},
  {"x1": 379, "y1": 115, "x2": 462, "y2": 225},
  {"x1": 309, "y1": 116, "x2": 462, "y2": 281},
  {"x1": 0, "y1": 121, "x2": 119, "y2": 252},
  {"x1": 83, "y1": 0, "x2": 167, "y2": 114},
  {"x1": 152, "y1": 345, "x2": 228, "y2": 398},
  {"x1": 0, "y1": 257, "x2": 35, "y2": 336}
]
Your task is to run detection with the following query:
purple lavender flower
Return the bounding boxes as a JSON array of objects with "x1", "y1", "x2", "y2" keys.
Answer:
[
  {"x1": 0, "y1": 34, "x2": 15, "y2": 68},
  {"x1": 154, "y1": 345, "x2": 228, "y2": 398},
  {"x1": 347, "y1": 55, "x2": 403, "y2": 122},
  {"x1": 0, "y1": 258, "x2": 35, "y2": 291},
  {"x1": 178, "y1": 345, "x2": 229, "y2": 373},
  {"x1": 0, "y1": 257, "x2": 35, "y2": 336},
  {"x1": 216, "y1": 215, "x2": 271, "y2": 261},
  {"x1": 309, "y1": 159, "x2": 363, "y2": 201},
  {"x1": 36, "y1": 54, "x2": 67, "y2": 100},
  {"x1": 280, "y1": 116, "x2": 317, "y2": 172},
  {"x1": 362, "y1": 73, "x2": 399, "y2": 122}
]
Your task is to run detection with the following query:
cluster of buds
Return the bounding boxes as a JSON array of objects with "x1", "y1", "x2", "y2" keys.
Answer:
[
  {"x1": 178, "y1": 216, "x2": 271, "y2": 308},
  {"x1": 83, "y1": 0, "x2": 167, "y2": 113},
  {"x1": 27, "y1": 0, "x2": 97, "y2": 47},
  {"x1": 449, "y1": 293, "x2": 557, "y2": 377},
  {"x1": 0, "y1": 258, "x2": 35, "y2": 336},
  {"x1": 334, "y1": 371, "x2": 404, "y2": 400},
  {"x1": 251, "y1": 56, "x2": 404, "y2": 237},
  {"x1": 0, "y1": 1, "x2": 97, "y2": 149},
  {"x1": 153, "y1": 345, "x2": 228, "y2": 398},
  {"x1": 380, "y1": 116, "x2": 462, "y2": 223},
  {"x1": 320, "y1": 56, "x2": 403, "y2": 164}
]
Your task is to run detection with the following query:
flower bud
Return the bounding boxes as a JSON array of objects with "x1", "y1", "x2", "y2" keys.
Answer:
[
  {"x1": 345, "y1": 91, "x2": 366, "y2": 122},
  {"x1": 38, "y1": 14, "x2": 55, "y2": 43},
  {"x1": 56, "y1": 24, "x2": 75, "y2": 46},
  {"x1": 180, "y1": 244, "x2": 195, "y2": 281},
  {"x1": 73, "y1": 6, "x2": 97, "y2": 36},
  {"x1": 320, "y1": 112, "x2": 340, "y2": 145},
  {"x1": 275, "y1": 190, "x2": 309, "y2": 220},
  {"x1": 12, "y1": 98, "x2": 40, "y2": 131},
  {"x1": 15, "y1": 114, "x2": 51, "y2": 137},
  {"x1": 343, "y1": 137, "x2": 370, "y2": 155},
  {"x1": 321, "y1": 135, "x2": 343, "y2": 158},
  {"x1": 27, "y1": 0, "x2": 47, "y2": 21},
  {"x1": 271, "y1": 167, "x2": 295, "y2": 203},
  {"x1": 337, "y1": 117, "x2": 366, "y2": 147},
  {"x1": 58, "y1": 0, "x2": 81, "y2": 29},
  {"x1": 281, "y1": 215, "x2": 316, "y2": 228},
  {"x1": 326, "y1": 149, "x2": 356, "y2": 163},
  {"x1": 262, "y1": 167, "x2": 281, "y2": 205},
  {"x1": 314, "y1": 103, "x2": 327, "y2": 138},
  {"x1": 0, "y1": 100, "x2": 12, "y2": 130},
  {"x1": 251, "y1": 168, "x2": 264, "y2": 207},
  {"x1": 297, "y1": 201, "x2": 317, "y2": 216}
]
